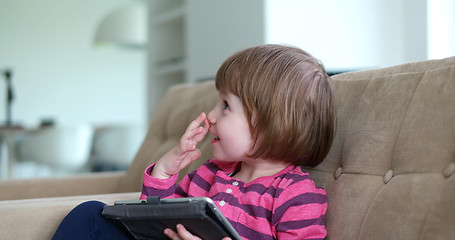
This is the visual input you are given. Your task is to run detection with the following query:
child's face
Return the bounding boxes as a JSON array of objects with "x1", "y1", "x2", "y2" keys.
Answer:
[{"x1": 207, "y1": 92, "x2": 253, "y2": 162}]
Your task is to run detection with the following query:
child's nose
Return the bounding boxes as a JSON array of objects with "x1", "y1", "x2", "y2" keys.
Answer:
[{"x1": 207, "y1": 108, "x2": 216, "y2": 124}]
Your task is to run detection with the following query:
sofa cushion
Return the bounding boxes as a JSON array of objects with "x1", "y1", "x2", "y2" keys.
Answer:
[
  {"x1": 305, "y1": 56, "x2": 455, "y2": 239},
  {"x1": 0, "y1": 192, "x2": 139, "y2": 239}
]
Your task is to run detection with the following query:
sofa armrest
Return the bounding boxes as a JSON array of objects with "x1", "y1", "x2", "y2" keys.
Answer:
[
  {"x1": 0, "y1": 192, "x2": 140, "y2": 240},
  {"x1": 0, "y1": 171, "x2": 126, "y2": 201}
]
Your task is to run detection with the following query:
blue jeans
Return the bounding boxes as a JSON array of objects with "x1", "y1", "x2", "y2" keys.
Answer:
[{"x1": 52, "y1": 201, "x2": 132, "y2": 240}]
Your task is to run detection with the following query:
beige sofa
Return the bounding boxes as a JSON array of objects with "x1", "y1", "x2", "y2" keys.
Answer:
[{"x1": 1, "y1": 56, "x2": 454, "y2": 239}]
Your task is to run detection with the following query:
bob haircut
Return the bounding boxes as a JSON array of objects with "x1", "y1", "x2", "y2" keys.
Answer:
[{"x1": 215, "y1": 44, "x2": 335, "y2": 167}]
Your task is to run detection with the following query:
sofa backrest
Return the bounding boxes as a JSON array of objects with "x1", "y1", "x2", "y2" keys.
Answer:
[
  {"x1": 119, "y1": 81, "x2": 218, "y2": 191},
  {"x1": 304, "y1": 56, "x2": 455, "y2": 239},
  {"x1": 121, "y1": 56, "x2": 455, "y2": 239}
]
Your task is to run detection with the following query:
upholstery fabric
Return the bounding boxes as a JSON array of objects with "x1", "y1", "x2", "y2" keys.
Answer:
[
  {"x1": 304, "y1": 57, "x2": 455, "y2": 239},
  {"x1": 0, "y1": 56, "x2": 454, "y2": 240},
  {"x1": 0, "y1": 192, "x2": 138, "y2": 239}
]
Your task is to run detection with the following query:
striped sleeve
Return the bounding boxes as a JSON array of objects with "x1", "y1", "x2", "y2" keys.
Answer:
[
  {"x1": 273, "y1": 173, "x2": 327, "y2": 240},
  {"x1": 140, "y1": 163, "x2": 193, "y2": 199}
]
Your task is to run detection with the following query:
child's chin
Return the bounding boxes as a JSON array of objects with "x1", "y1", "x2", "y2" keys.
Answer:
[{"x1": 213, "y1": 154, "x2": 224, "y2": 161}]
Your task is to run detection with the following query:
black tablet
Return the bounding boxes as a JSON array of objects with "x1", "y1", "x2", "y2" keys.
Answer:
[{"x1": 102, "y1": 197, "x2": 242, "y2": 240}]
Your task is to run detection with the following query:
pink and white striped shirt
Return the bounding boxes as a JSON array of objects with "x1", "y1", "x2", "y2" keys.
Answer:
[{"x1": 141, "y1": 160, "x2": 327, "y2": 240}]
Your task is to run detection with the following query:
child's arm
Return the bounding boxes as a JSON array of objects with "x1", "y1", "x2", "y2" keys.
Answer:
[
  {"x1": 274, "y1": 178, "x2": 327, "y2": 239},
  {"x1": 151, "y1": 112, "x2": 210, "y2": 179}
]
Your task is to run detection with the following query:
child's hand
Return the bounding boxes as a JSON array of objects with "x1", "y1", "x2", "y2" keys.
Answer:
[
  {"x1": 151, "y1": 112, "x2": 210, "y2": 179},
  {"x1": 164, "y1": 224, "x2": 232, "y2": 240}
]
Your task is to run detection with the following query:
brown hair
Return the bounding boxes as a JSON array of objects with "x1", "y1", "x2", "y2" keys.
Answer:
[{"x1": 215, "y1": 44, "x2": 335, "y2": 167}]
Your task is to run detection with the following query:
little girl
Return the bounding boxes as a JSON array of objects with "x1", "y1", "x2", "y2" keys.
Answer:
[{"x1": 52, "y1": 44, "x2": 335, "y2": 240}]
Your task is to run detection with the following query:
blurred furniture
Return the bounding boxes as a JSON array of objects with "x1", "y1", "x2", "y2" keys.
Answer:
[
  {"x1": 15, "y1": 125, "x2": 94, "y2": 175},
  {"x1": 1, "y1": 56, "x2": 455, "y2": 239},
  {"x1": 0, "y1": 127, "x2": 26, "y2": 179},
  {"x1": 90, "y1": 125, "x2": 145, "y2": 171}
]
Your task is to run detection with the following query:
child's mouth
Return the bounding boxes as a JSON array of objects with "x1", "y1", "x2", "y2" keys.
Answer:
[{"x1": 211, "y1": 136, "x2": 220, "y2": 144}]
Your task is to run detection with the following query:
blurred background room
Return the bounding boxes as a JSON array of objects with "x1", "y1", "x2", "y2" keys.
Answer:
[{"x1": 0, "y1": 0, "x2": 453, "y2": 179}]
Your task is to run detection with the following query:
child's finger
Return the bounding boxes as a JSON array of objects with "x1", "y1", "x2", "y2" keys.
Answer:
[
  {"x1": 202, "y1": 117, "x2": 210, "y2": 133},
  {"x1": 183, "y1": 126, "x2": 204, "y2": 140},
  {"x1": 187, "y1": 112, "x2": 207, "y2": 131},
  {"x1": 176, "y1": 224, "x2": 201, "y2": 240},
  {"x1": 192, "y1": 125, "x2": 209, "y2": 143},
  {"x1": 181, "y1": 127, "x2": 204, "y2": 148},
  {"x1": 177, "y1": 113, "x2": 209, "y2": 155},
  {"x1": 186, "y1": 113, "x2": 209, "y2": 139},
  {"x1": 191, "y1": 117, "x2": 210, "y2": 141},
  {"x1": 182, "y1": 126, "x2": 209, "y2": 149},
  {"x1": 164, "y1": 228, "x2": 181, "y2": 240}
]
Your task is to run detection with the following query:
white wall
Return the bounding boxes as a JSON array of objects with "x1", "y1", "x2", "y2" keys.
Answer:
[
  {"x1": 0, "y1": 0, "x2": 147, "y2": 128},
  {"x1": 2, "y1": 0, "x2": 452, "y2": 127},
  {"x1": 265, "y1": 0, "x2": 429, "y2": 71},
  {"x1": 427, "y1": 0, "x2": 455, "y2": 59}
]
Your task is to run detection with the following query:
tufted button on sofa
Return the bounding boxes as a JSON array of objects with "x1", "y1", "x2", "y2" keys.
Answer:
[
  {"x1": 1, "y1": 56, "x2": 454, "y2": 239},
  {"x1": 302, "y1": 56, "x2": 455, "y2": 239}
]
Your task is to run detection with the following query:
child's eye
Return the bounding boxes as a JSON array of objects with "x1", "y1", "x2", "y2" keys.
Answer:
[{"x1": 223, "y1": 101, "x2": 230, "y2": 110}]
